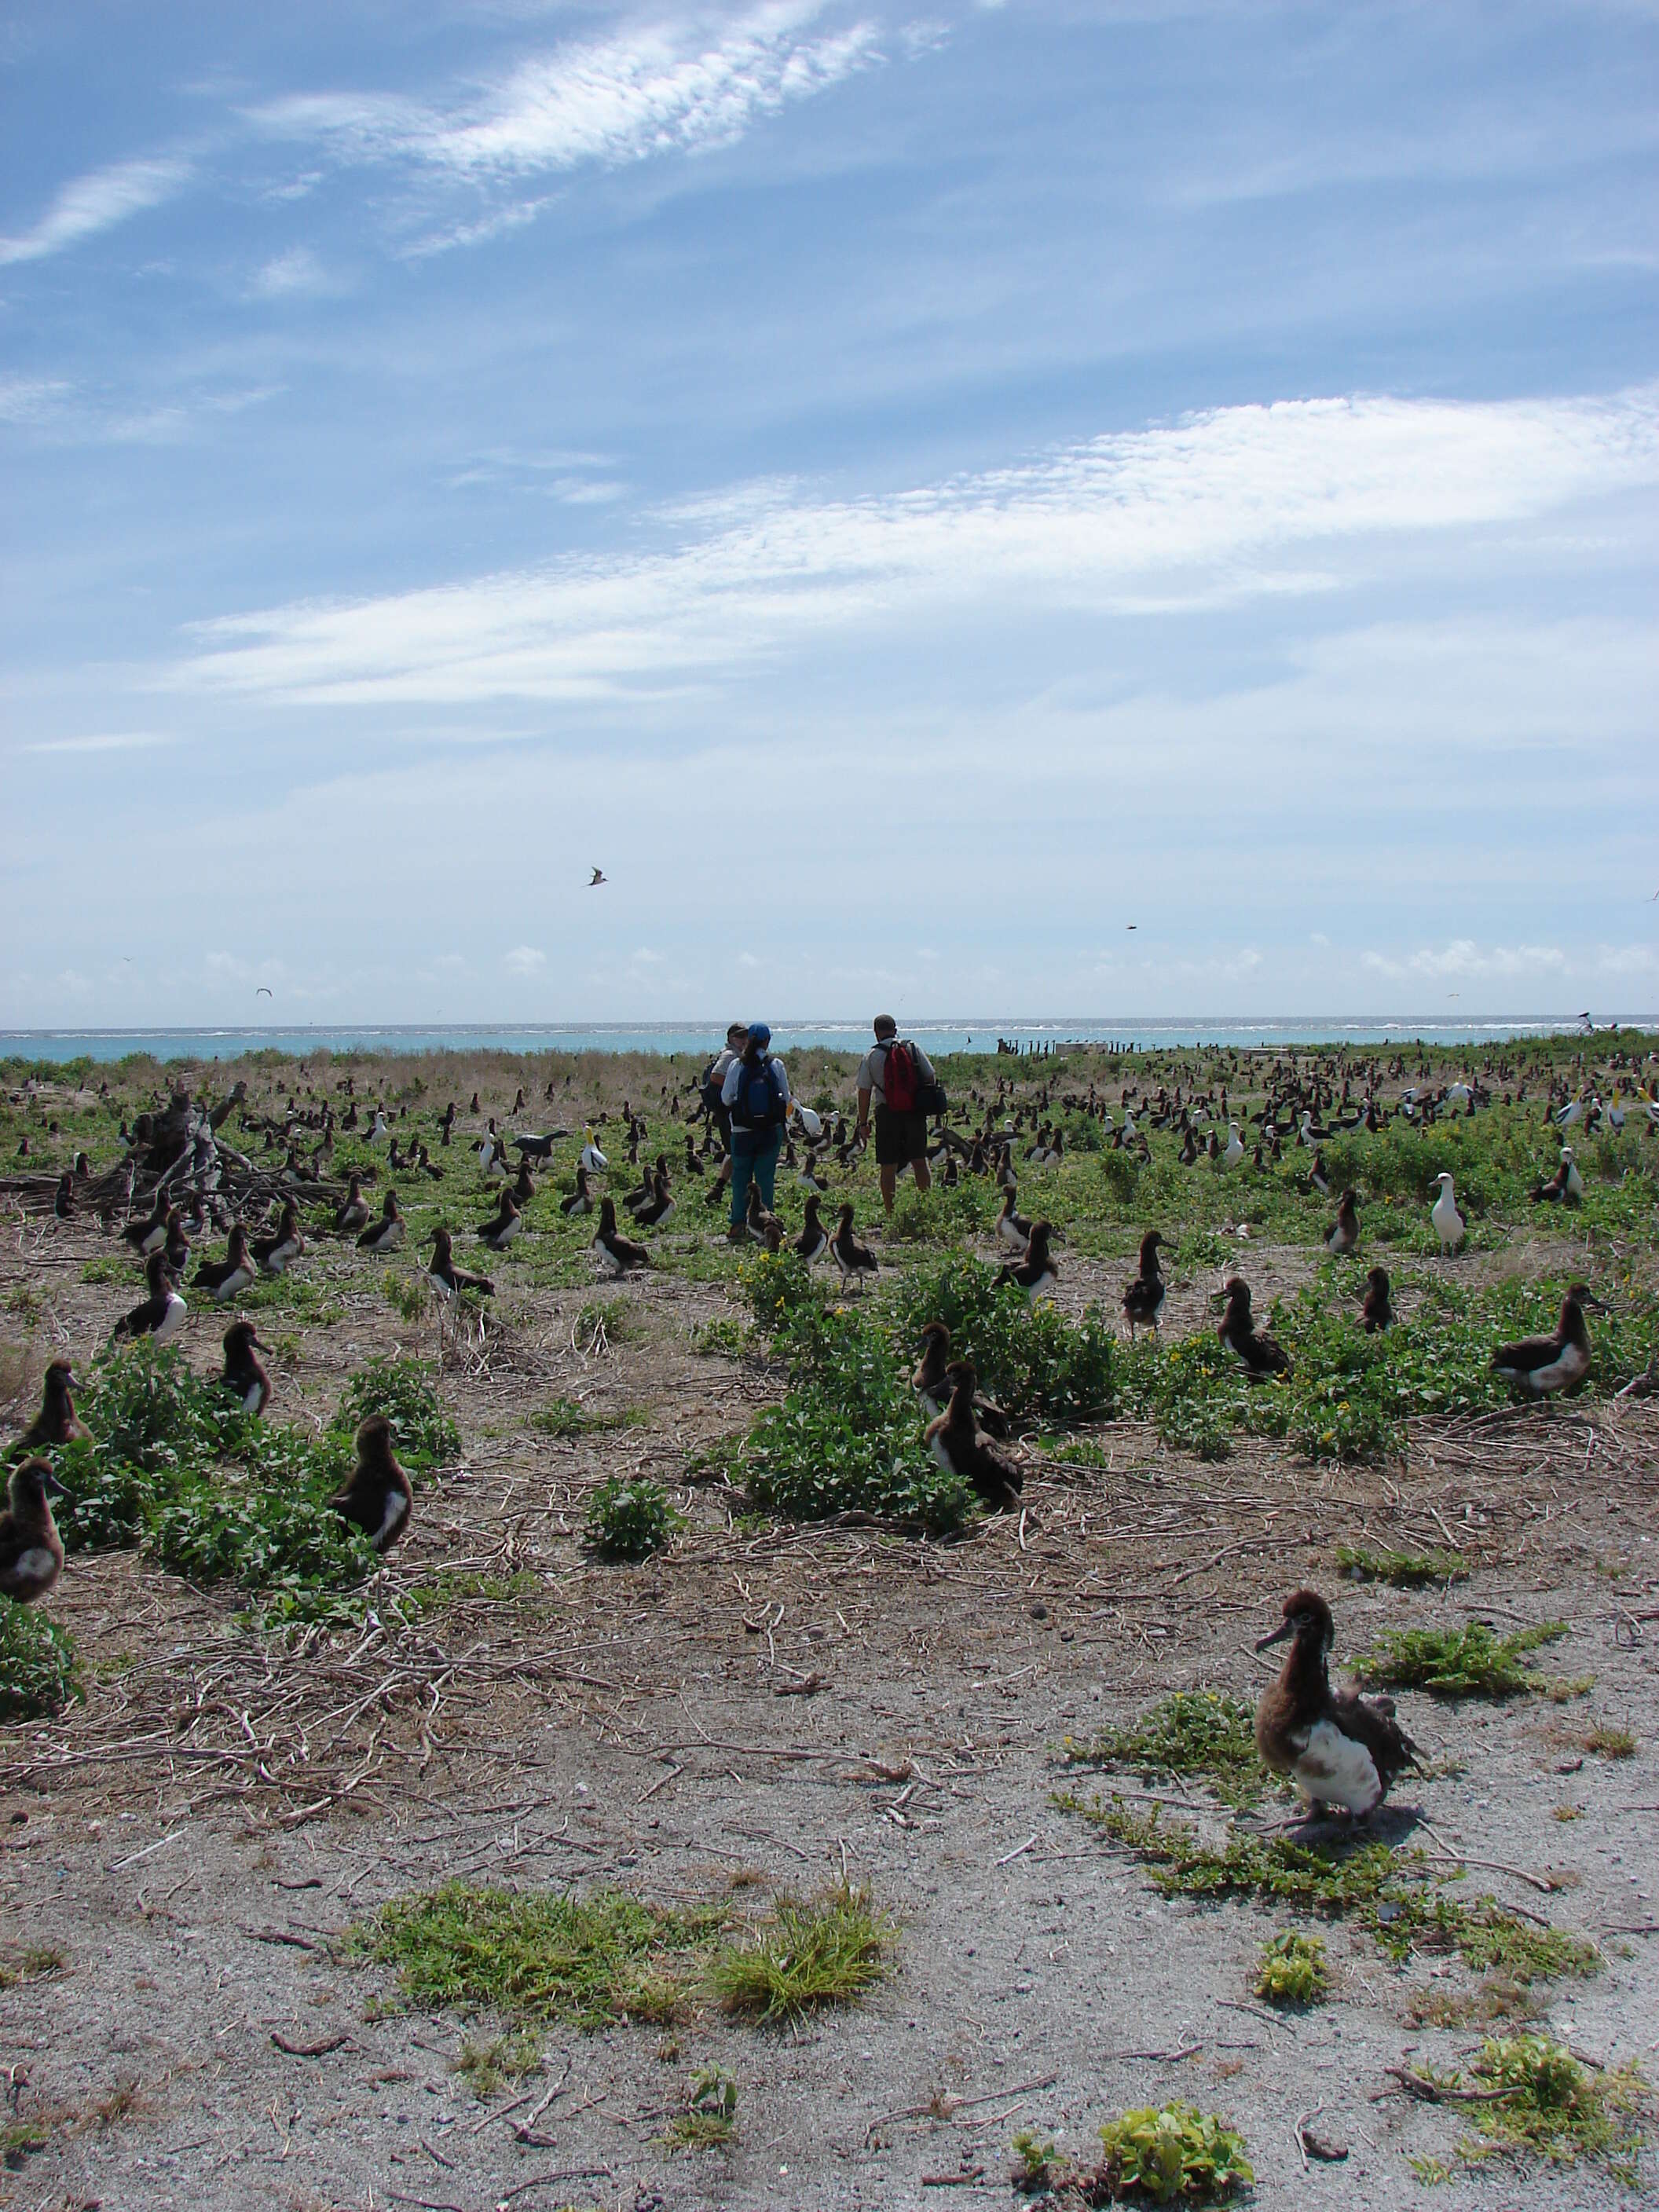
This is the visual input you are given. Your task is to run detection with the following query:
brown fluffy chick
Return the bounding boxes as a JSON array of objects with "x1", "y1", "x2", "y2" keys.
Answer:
[
  {"x1": 924, "y1": 1360, "x2": 1023, "y2": 1512},
  {"x1": 331, "y1": 1415, "x2": 412, "y2": 1554}
]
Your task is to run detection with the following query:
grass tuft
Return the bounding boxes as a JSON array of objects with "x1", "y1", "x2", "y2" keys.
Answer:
[
  {"x1": 1061, "y1": 1691, "x2": 1268, "y2": 1811},
  {"x1": 1335, "y1": 1543, "x2": 1470, "y2": 1587},
  {"x1": 1358, "y1": 1619, "x2": 1567, "y2": 1699},
  {"x1": 710, "y1": 1883, "x2": 892, "y2": 2023}
]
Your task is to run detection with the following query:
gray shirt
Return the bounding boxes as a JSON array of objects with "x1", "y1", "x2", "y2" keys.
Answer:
[{"x1": 855, "y1": 1038, "x2": 936, "y2": 1103}]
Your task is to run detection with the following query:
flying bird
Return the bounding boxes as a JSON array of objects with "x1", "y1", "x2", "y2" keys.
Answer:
[
  {"x1": 588, "y1": 867, "x2": 607, "y2": 887},
  {"x1": 256, "y1": 986, "x2": 273, "y2": 998},
  {"x1": 1126, "y1": 923, "x2": 1137, "y2": 931}
]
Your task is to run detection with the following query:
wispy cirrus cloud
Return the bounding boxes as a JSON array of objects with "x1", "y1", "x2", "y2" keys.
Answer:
[
  {"x1": 252, "y1": 2, "x2": 892, "y2": 185},
  {"x1": 0, "y1": 155, "x2": 190, "y2": 266},
  {"x1": 172, "y1": 383, "x2": 1659, "y2": 706}
]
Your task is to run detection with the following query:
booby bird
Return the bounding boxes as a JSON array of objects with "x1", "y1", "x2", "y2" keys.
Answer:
[
  {"x1": 996, "y1": 1186, "x2": 1034, "y2": 1251},
  {"x1": 1122, "y1": 1230, "x2": 1167, "y2": 1337},
  {"x1": 579, "y1": 1130, "x2": 609, "y2": 1174},
  {"x1": 1430, "y1": 1170, "x2": 1465, "y2": 1254},
  {"x1": 357, "y1": 1191, "x2": 405, "y2": 1253},
  {"x1": 562, "y1": 1166, "x2": 595, "y2": 1218},
  {"x1": 830, "y1": 1203, "x2": 878, "y2": 1290},
  {"x1": 331, "y1": 1415, "x2": 412, "y2": 1554},
  {"x1": 1531, "y1": 1148, "x2": 1584, "y2": 1206},
  {"x1": 1218, "y1": 1277, "x2": 1291, "y2": 1379},
  {"x1": 1254, "y1": 1588, "x2": 1421, "y2": 1818},
  {"x1": 163, "y1": 1215, "x2": 193, "y2": 1283},
  {"x1": 996, "y1": 1220, "x2": 1057, "y2": 1300},
  {"x1": 1305, "y1": 1148, "x2": 1330, "y2": 1198},
  {"x1": 633, "y1": 1167, "x2": 675, "y2": 1230},
  {"x1": 427, "y1": 1226, "x2": 495, "y2": 1301},
  {"x1": 743, "y1": 1181, "x2": 784, "y2": 1250},
  {"x1": 1492, "y1": 1283, "x2": 1603, "y2": 1399},
  {"x1": 476, "y1": 1189, "x2": 522, "y2": 1251},
  {"x1": 588, "y1": 866, "x2": 607, "y2": 886},
  {"x1": 1361, "y1": 1266, "x2": 1393, "y2": 1333},
  {"x1": 53, "y1": 1171, "x2": 74, "y2": 1220},
  {"x1": 1222, "y1": 1122, "x2": 1244, "y2": 1169},
  {"x1": 335, "y1": 1173, "x2": 370, "y2": 1236},
  {"x1": 795, "y1": 1192, "x2": 830, "y2": 1265},
  {"x1": 911, "y1": 1324, "x2": 1011, "y2": 1434},
  {"x1": 1324, "y1": 1190, "x2": 1361, "y2": 1255},
  {"x1": 14, "y1": 1361, "x2": 89, "y2": 1452},
  {"x1": 252, "y1": 1200, "x2": 305, "y2": 1276},
  {"x1": 923, "y1": 1361, "x2": 1022, "y2": 1511},
  {"x1": 1554, "y1": 1097, "x2": 1584, "y2": 1129},
  {"x1": 193, "y1": 1225, "x2": 255, "y2": 1305},
  {"x1": 111, "y1": 1252, "x2": 187, "y2": 1344},
  {"x1": 219, "y1": 1320, "x2": 272, "y2": 1416},
  {"x1": 593, "y1": 1197, "x2": 649, "y2": 1275},
  {"x1": 122, "y1": 1197, "x2": 174, "y2": 1256},
  {"x1": 0, "y1": 1459, "x2": 66, "y2": 1604}
]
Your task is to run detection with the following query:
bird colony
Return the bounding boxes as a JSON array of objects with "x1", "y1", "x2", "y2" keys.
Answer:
[{"x1": 1, "y1": 1033, "x2": 1657, "y2": 2208}]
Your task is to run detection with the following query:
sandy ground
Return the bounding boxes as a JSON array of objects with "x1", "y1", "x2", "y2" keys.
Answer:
[{"x1": 2, "y1": 1185, "x2": 1656, "y2": 2212}]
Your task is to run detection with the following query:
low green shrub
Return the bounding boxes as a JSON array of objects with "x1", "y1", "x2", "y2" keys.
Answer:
[
  {"x1": 1254, "y1": 1930, "x2": 1328, "y2": 2005},
  {"x1": 331, "y1": 1357, "x2": 459, "y2": 1470},
  {"x1": 1359, "y1": 1620, "x2": 1567, "y2": 1699},
  {"x1": 0, "y1": 1606, "x2": 82, "y2": 1723},
  {"x1": 1094, "y1": 2100, "x2": 1253, "y2": 2203},
  {"x1": 584, "y1": 1476, "x2": 679, "y2": 1560},
  {"x1": 888, "y1": 1256, "x2": 1115, "y2": 1426}
]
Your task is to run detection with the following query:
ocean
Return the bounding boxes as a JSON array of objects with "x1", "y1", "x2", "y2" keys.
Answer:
[{"x1": 0, "y1": 1016, "x2": 1619, "y2": 1066}]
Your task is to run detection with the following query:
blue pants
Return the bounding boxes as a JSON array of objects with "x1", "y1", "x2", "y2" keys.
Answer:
[{"x1": 730, "y1": 1133, "x2": 782, "y2": 1225}]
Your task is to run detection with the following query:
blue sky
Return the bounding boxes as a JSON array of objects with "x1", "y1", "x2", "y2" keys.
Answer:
[{"x1": 3, "y1": 0, "x2": 1656, "y2": 1027}]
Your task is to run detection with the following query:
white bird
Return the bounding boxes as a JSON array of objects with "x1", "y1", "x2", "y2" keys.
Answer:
[
  {"x1": 367, "y1": 1110, "x2": 389, "y2": 1144},
  {"x1": 580, "y1": 1129, "x2": 609, "y2": 1173},
  {"x1": 1430, "y1": 1170, "x2": 1465, "y2": 1254},
  {"x1": 793, "y1": 1102, "x2": 823, "y2": 1140},
  {"x1": 1555, "y1": 1098, "x2": 1584, "y2": 1129},
  {"x1": 1446, "y1": 1082, "x2": 1471, "y2": 1104},
  {"x1": 1562, "y1": 1147, "x2": 1585, "y2": 1203},
  {"x1": 1222, "y1": 1122, "x2": 1244, "y2": 1170}
]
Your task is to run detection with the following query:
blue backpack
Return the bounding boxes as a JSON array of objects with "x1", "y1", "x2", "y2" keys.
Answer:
[{"x1": 731, "y1": 1057, "x2": 784, "y2": 1136}]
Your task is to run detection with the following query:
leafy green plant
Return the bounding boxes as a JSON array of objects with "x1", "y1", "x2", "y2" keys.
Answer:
[
  {"x1": 1335, "y1": 1543, "x2": 1470, "y2": 1587},
  {"x1": 662, "y1": 2067, "x2": 738, "y2": 2150},
  {"x1": 1093, "y1": 2100, "x2": 1253, "y2": 2203},
  {"x1": 710, "y1": 1884, "x2": 892, "y2": 2023},
  {"x1": 1061, "y1": 1692, "x2": 1269, "y2": 1811},
  {"x1": 1011, "y1": 2129, "x2": 1057, "y2": 2188},
  {"x1": 78, "y1": 1342, "x2": 221, "y2": 1474},
  {"x1": 1408, "y1": 2035, "x2": 1646, "y2": 2179},
  {"x1": 0, "y1": 1606, "x2": 81, "y2": 1722},
  {"x1": 381, "y1": 1269, "x2": 429, "y2": 1323},
  {"x1": 888, "y1": 1256, "x2": 1115, "y2": 1426},
  {"x1": 1254, "y1": 1931, "x2": 1328, "y2": 2005},
  {"x1": 690, "y1": 1317, "x2": 749, "y2": 1359},
  {"x1": 331, "y1": 1357, "x2": 459, "y2": 1470},
  {"x1": 1359, "y1": 1619, "x2": 1567, "y2": 1699},
  {"x1": 584, "y1": 1476, "x2": 680, "y2": 1560}
]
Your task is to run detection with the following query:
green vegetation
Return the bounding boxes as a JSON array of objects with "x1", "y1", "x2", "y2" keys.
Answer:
[
  {"x1": 584, "y1": 1475, "x2": 680, "y2": 1560},
  {"x1": 355, "y1": 1881, "x2": 721, "y2": 2031},
  {"x1": 1335, "y1": 1543, "x2": 1470, "y2": 1587},
  {"x1": 1059, "y1": 1798, "x2": 1599, "y2": 1987},
  {"x1": 1011, "y1": 2129, "x2": 1057, "y2": 2188},
  {"x1": 1254, "y1": 1930, "x2": 1328, "y2": 2005},
  {"x1": 405, "y1": 1568, "x2": 537, "y2": 1612},
  {"x1": 0, "y1": 1606, "x2": 82, "y2": 1722},
  {"x1": 452, "y1": 2031, "x2": 544, "y2": 2098},
  {"x1": 1358, "y1": 1618, "x2": 1568, "y2": 1699},
  {"x1": 1584, "y1": 1723, "x2": 1637, "y2": 1759},
  {"x1": 529, "y1": 1397, "x2": 647, "y2": 1437},
  {"x1": 0, "y1": 1943, "x2": 64, "y2": 1989},
  {"x1": 661, "y1": 2067, "x2": 738, "y2": 2152},
  {"x1": 1405, "y1": 2034, "x2": 1646, "y2": 2181},
  {"x1": 1094, "y1": 2101, "x2": 1253, "y2": 2203},
  {"x1": 1061, "y1": 1692, "x2": 1269, "y2": 1811},
  {"x1": 709, "y1": 1884, "x2": 892, "y2": 2023},
  {"x1": 39, "y1": 1344, "x2": 455, "y2": 1610},
  {"x1": 888, "y1": 1254, "x2": 1115, "y2": 1426}
]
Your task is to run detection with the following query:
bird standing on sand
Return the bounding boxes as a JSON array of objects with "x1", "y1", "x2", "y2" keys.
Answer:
[
  {"x1": 1254, "y1": 1588, "x2": 1421, "y2": 1818},
  {"x1": 0, "y1": 1459, "x2": 66, "y2": 1603},
  {"x1": 1122, "y1": 1230, "x2": 1166, "y2": 1337},
  {"x1": 331, "y1": 1415, "x2": 412, "y2": 1553},
  {"x1": 1492, "y1": 1284, "x2": 1603, "y2": 1399},
  {"x1": 830, "y1": 1203, "x2": 878, "y2": 1290}
]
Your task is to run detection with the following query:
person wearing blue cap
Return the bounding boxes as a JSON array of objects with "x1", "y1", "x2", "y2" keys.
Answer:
[{"x1": 720, "y1": 1023, "x2": 790, "y2": 1240}]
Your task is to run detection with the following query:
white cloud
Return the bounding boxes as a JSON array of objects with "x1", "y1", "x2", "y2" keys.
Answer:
[
  {"x1": 173, "y1": 383, "x2": 1659, "y2": 706},
  {"x1": 504, "y1": 943, "x2": 547, "y2": 974},
  {"x1": 254, "y1": 5, "x2": 889, "y2": 185},
  {"x1": 247, "y1": 244, "x2": 333, "y2": 298},
  {"x1": 19, "y1": 731, "x2": 176, "y2": 756},
  {"x1": 0, "y1": 156, "x2": 190, "y2": 266},
  {"x1": 1361, "y1": 941, "x2": 1570, "y2": 982}
]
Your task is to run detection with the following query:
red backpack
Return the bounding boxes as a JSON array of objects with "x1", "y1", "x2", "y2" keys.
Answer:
[{"x1": 882, "y1": 1039, "x2": 919, "y2": 1113}]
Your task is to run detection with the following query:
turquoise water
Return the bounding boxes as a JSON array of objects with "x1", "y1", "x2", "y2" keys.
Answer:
[{"x1": 0, "y1": 1016, "x2": 1617, "y2": 1066}]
